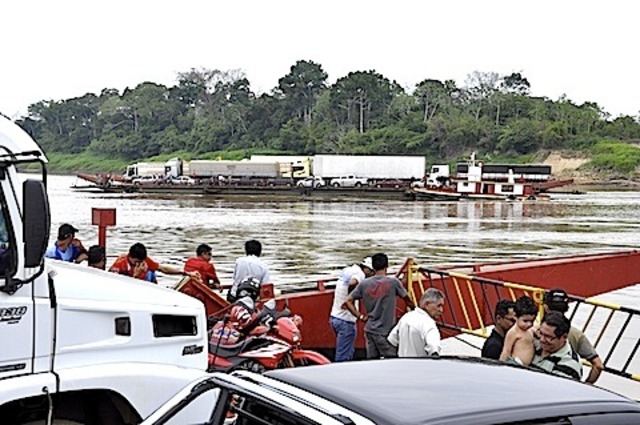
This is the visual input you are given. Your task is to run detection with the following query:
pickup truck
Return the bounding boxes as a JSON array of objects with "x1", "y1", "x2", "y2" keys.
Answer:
[{"x1": 329, "y1": 176, "x2": 368, "y2": 188}]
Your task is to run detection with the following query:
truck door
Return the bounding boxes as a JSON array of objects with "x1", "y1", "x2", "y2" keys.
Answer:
[{"x1": 0, "y1": 202, "x2": 34, "y2": 377}]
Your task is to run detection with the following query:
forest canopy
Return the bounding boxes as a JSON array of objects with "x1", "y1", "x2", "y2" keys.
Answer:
[{"x1": 12, "y1": 61, "x2": 640, "y2": 168}]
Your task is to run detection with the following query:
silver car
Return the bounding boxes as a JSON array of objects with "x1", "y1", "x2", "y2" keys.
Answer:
[{"x1": 140, "y1": 358, "x2": 640, "y2": 425}]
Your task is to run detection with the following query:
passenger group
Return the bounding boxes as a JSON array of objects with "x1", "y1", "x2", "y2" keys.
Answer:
[{"x1": 45, "y1": 223, "x2": 602, "y2": 383}]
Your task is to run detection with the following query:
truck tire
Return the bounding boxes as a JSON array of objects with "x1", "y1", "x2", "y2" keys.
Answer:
[
  {"x1": 355, "y1": 182, "x2": 362, "y2": 188},
  {"x1": 332, "y1": 182, "x2": 340, "y2": 188}
]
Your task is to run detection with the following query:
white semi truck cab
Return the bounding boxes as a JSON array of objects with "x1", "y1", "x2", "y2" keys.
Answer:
[{"x1": 0, "y1": 117, "x2": 209, "y2": 424}]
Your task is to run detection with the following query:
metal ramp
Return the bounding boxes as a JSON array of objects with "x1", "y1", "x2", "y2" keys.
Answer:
[{"x1": 400, "y1": 261, "x2": 640, "y2": 383}]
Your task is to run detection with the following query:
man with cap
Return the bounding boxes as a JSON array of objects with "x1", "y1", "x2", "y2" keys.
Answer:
[
  {"x1": 329, "y1": 257, "x2": 375, "y2": 362},
  {"x1": 45, "y1": 223, "x2": 87, "y2": 263},
  {"x1": 543, "y1": 288, "x2": 604, "y2": 384}
]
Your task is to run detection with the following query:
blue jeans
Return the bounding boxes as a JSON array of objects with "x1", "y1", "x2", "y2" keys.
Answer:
[{"x1": 330, "y1": 317, "x2": 357, "y2": 362}]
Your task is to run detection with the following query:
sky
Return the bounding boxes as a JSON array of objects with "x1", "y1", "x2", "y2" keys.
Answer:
[{"x1": 2, "y1": 0, "x2": 638, "y2": 119}]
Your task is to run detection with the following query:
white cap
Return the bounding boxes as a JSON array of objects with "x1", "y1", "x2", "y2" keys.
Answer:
[{"x1": 360, "y1": 257, "x2": 374, "y2": 270}]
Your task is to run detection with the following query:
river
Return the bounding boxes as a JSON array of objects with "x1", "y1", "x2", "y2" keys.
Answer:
[{"x1": 52, "y1": 174, "x2": 640, "y2": 397}]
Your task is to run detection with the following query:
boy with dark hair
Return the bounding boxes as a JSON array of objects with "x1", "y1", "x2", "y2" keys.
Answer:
[
  {"x1": 499, "y1": 295, "x2": 537, "y2": 366},
  {"x1": 185, "y1": 243, "x2": 221, "y2": 288}
]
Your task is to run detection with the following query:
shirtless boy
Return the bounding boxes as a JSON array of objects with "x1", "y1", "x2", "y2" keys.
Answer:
[{"x1": 499, "y1": 296, "x2": 538, "y2": 366}]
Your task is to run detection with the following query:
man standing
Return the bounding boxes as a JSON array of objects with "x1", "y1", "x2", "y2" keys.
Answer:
[
  {"x1": 543, "y1": 288, "x2": 604, "y2": 384},
  {"x1": 109, "y1": 242, "x2": 199, "y2": 283},
  {"x1": 185, "y1": 243, "x2": 221, "y2": 288},
  {"x1": 329, "y1": 257, "x2": 375, "y2": 362},
  {"x1": 228, "y1": 240, "x2": 270, "y2": 302},
  {"x1": 45, "y1": 223, "x2": 87, "y2": 263},
  {"x1": 531, "y1": 311, "x2": 582, "y2": 380},
  {"x1": 481, "y1": 299, "x2": 516, "y2": 360},
  {"x1": 343, "y1": 253, "x2": 416, "y2": 359},
  {"x1": 387, "y1": 288, "x2": 445, "y2": 357}
]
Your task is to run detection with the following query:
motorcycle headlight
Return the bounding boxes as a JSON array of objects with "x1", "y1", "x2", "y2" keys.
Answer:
[{"x1": 292, "y1": 333, "x2": 300, "y2": 343}]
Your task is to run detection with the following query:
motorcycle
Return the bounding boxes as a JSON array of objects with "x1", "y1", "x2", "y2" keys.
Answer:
[{"x1": 208, "y1": 299, "x2": 330, "y2": 373}]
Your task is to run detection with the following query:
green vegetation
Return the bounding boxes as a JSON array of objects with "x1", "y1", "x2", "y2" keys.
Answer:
[
  {"x1": 9, "y1": 63, "x2": 640, "y2": 175},
  {"x1": 46, "y1": 152, "x2": 130, "y2": 173},
  {"x1": 585, "y1": 141, "x2": 640, "y2": 176}
]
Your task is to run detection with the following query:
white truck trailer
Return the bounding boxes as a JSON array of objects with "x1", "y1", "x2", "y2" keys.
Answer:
[
  {"x1": 0, "y1": 116, "x2": 209, "y2": 424},
  {"x1": 312, "y1": 155, "x2": 425, "y2": 180},
  {"x1": 188, "y1": 160, "x2": 281, "y2": 178}
]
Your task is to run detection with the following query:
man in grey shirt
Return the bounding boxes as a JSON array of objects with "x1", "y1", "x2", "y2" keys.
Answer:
[{"x1": 343, "y1": 253, "x2": 416, "y2": 359}]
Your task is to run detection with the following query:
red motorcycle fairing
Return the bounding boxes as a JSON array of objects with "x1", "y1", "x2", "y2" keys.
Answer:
[{"x1": 291, "y1": 349, "x2": 331, "y2": 365}]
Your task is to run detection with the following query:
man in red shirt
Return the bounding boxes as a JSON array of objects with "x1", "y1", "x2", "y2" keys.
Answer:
[
  {"x1": 185, "y1": 243, "x2": 221, "y2": 289},
  {"x1": 109, "y1": 242, "x2": 199, "y2": 283}
]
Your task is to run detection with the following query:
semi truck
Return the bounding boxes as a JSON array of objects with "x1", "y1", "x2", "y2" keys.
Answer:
[
  {"x1": 0, "y1": 116, "x2": 209, "y2": 424},
  {"x1": 123, "y1": 162, "x2": 165, "y2": 180},
  {"x1": 311, "y1": 155, "x2": 425, "y2": 180}
]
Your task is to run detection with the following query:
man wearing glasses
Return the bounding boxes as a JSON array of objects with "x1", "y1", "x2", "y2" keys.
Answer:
[
  {"x1": 531, "y1": 311, "x2": 582, "y2": 380},
  {"x1": 481, "y1": 299, "x2": 516, "y2": 360}
]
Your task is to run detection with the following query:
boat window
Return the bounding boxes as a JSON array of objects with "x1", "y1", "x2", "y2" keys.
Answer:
[
  {"x1": 502, "y1": 185, "x2": 514, "y2": 193},
  {"x1": 0, "y1": 195, "x2": 16, "y2": 278}
]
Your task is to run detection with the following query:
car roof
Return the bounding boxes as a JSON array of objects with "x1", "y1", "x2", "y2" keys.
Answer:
[{"x1": 264, "y1": 357, "x2": 640, "y2": 425}]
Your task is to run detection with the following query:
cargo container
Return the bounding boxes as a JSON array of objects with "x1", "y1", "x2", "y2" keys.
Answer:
[
  {"x1": 312, "y1": 155, "x2": 425, "y2": 180},
  {"x1": 188, "y1": 160, "x2": 281, "y2": 178}
]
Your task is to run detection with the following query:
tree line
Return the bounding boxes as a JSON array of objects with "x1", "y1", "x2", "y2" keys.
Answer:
[{"x1": 13, "y1": 60, "x2": 640, "y2": 165}]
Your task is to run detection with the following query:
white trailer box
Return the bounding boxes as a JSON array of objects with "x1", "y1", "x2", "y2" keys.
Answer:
[
  {"x1": 189, "y1": 160, "x2": 280, "y2": 178},
  {"x1": 312, "y1": 155, "x2": 425, "y2": 180}
]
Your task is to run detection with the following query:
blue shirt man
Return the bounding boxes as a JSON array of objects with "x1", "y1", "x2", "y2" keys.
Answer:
[{"x1": 45, "y1": 223, "x2": 87, "y2": 263}]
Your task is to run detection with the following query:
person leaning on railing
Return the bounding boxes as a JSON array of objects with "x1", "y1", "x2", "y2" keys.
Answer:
[{"x1": 543, "y1": 288, "x2": 605, "y2": 384}]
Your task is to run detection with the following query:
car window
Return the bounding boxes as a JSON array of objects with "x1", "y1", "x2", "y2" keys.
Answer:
[
  {"x1": 230, "y1": 391, "x2": 318, "y2": 425},
  {"x1": 569, "y1": 412, "x2": 640, "y2": 424},
  {"x1": 162, "y1": 387, "x2": 221, "y2": 425}
]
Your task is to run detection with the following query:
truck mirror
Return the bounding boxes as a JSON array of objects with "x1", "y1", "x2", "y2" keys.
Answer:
[{"x1": 23, "y1": 179, "x2": 50, "y2": 268}]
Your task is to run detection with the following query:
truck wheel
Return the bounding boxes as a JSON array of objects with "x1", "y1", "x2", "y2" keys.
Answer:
[
  {"x1": 332, "y1": 182, "x2": 340, "y2": 188},
  {"x1": 355, "y1": 182, "x2": 362, "y2": 188}
]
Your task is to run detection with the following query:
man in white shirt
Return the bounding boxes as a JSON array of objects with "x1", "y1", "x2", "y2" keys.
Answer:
[
  {"x1": 228, "y1": 240, "x2": 271, "y2": 302},
  {"x1": 329, "y1": 257, "x2": 374, "y2": 361},
  {"x1": 387, "y1": 288, "x2": 445, "y2": 357}
]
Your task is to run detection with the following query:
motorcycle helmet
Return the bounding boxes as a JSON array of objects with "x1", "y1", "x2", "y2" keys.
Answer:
[{"x1": 236, "y1": 276, "x2": 262, "y2": 302}]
